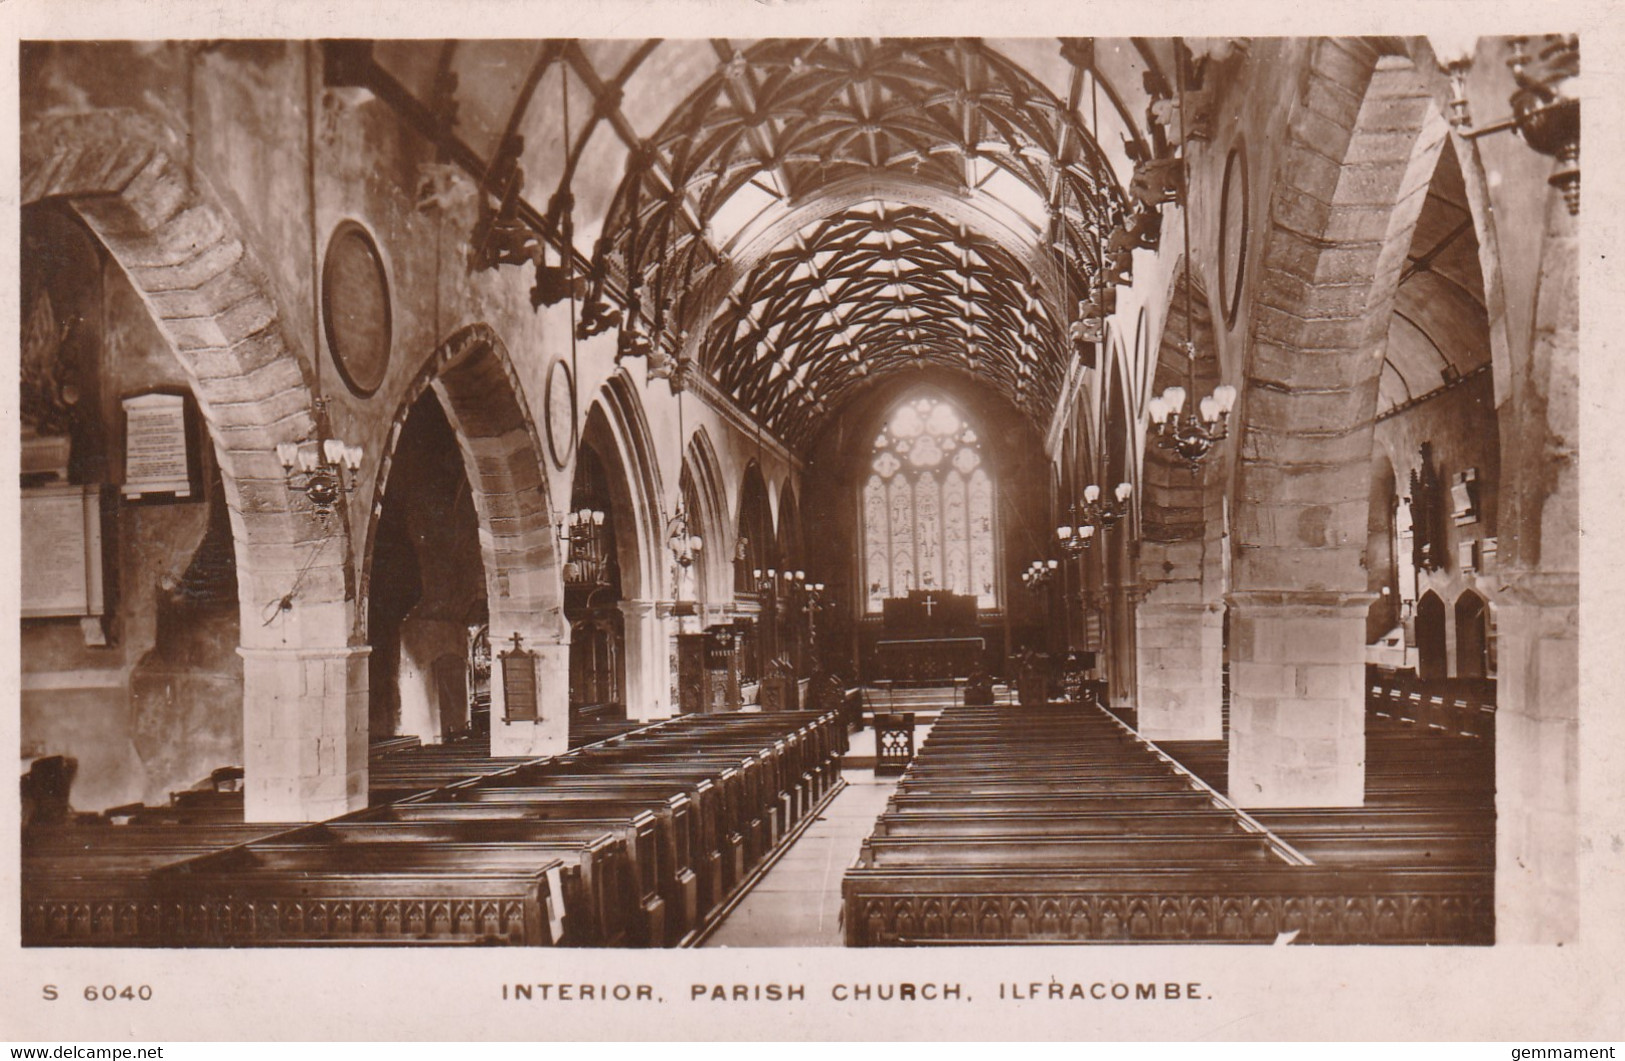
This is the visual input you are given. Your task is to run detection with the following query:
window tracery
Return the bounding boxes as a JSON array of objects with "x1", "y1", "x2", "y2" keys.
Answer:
[{"x1": 862, "y1": 395, "x2": 996, "y2": 612}]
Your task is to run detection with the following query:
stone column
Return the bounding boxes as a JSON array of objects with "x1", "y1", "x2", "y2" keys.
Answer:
[
  {"x1": 238, "y1": 644, "x2": 370, "y2": 822},
  {"x1": 1495, "y1": 570, "x2": 1578, "y2": 942},
  {"x1": 1226, "y1": 591, "x2": 1370, "y2": 808},
  {"x1": 487, "y1": 621, "x2": 570, "y2": 757},
  {"x1": 1136, "y1": 599, "x2": 1225, "y2": 741},
  {"x1": 619, "y1": 598, "x2": 675, "y2": 722}
]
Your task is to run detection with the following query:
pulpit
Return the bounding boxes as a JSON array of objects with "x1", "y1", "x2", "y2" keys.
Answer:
[
  {"x1": 874, "y1": 589, "x2": 984, "y2": 682},
  {"x1": 1016, "y1": 651, "x2": 1049, "y2": 708}
]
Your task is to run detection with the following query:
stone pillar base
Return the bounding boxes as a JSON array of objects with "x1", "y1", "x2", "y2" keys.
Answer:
[
  {"x1": 620, "y1": 598, "x2": 675, "y2": 722},
  {"x1": 1494, "y1": 571, "x2": 1578, "y2": 943},
  {"x1": 1226, "y1": 592, "x2": 1368, "y2": 809},
  {"x1": 238, "y1": 644, "x2": 370, "y2": 823},
  {"x1": 1136, "y1": 599, "x2": 1225, "y2": 741}
]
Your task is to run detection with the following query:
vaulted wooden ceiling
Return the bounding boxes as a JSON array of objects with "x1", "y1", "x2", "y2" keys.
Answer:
[{"x1": 358, "y1": 37, "x2": 1168, "y2": 448}]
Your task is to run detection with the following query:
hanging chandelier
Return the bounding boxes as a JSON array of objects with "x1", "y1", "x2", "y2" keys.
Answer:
[
  {"x1": 281, "y1": 64, "x2": 362, "y2": 521},
  {"x1": 667, "y1": 380, "x2": 704, "y2": 569},
  {"x1": 1021, "y1": 558, "x2": 1060, "y2": 591},
  {"x1": 559, "y1": 507, "x2": 609, "y2": 588},
  {"x1": 1146, "y1": 43, "x2": 1237, "y2": 474},
  {"x1": 667, "y1": 505, "x2": 703, "y2": 569},
  {"x1": 277, "y1": 398, "x2": 363, "y2": 518},
  {"x1": 1148, "y1": 369, "x2": 1236, "y2": 471},
  {"x1": 1056, "y1": 480, "x2": 1133, "y2": 555}
]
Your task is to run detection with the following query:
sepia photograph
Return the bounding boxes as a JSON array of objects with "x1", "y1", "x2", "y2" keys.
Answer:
[{"x1": 4, "y1": 0, "x2": 1620, "y2": 1042}]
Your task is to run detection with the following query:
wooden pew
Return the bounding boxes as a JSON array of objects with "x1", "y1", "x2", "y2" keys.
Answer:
[
  {"x1": 369, "y1": 795, "x2": 701, "y2": 945},
  {"x1": 22, "y1": 822, "x2": 303, "y2": 946},
  {"x1": 844, "y1": 698, "x2": 1495, "y2": 946},
  {"x1": 843, "y1": 864, "x2": 1494, "y2": 944},
  {"x1": 435, "y1": 778, "x2": 735, "y2": 918},
  {"x1": 152, "y1": 843, "x2": 573, "y2": 946},
  {"x1": 271, "y1": 819, "x2": 660, "y2": 945}
]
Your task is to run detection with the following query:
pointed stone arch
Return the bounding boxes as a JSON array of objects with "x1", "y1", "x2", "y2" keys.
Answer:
[
  {"x1": 364, "y1": 323, "x2": 567, "y2": 755},
  {"x1": 1225, "y1": 39, "x2": 1450, "y2": 807},
  {"x1": 21, "y1": 108, "x2": 364, "y2": 821},
  {"x1": 22, "y1": 111, "x2": 340, "y2": 625},
  {"x1": 735, "y1": 461, "x2": 774, "y2": 596},
  {"x1": 1136, "y1": 266, "x2": 1228, "y2": 739},
  {"x1": 583, "y1": 375, "x2": 672, "y2": 720},
  {"x1": 594, "y1": 372, "x2": 666, "y2": 605},
  {"x1": 679, "y1": 425, "x2": 731, "y2": 612}
]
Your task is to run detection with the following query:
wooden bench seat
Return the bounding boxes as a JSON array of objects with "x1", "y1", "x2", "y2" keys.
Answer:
[
  {"x1": 279, "y1": 818, "x2": 668, "y2": 945},
  {"x1": 873, "y1": 810, "x2": 1250, "y2": 839},
  {"x1": 859, "y1": 834, "x2": 1283, "y2": 870},
  {"x1": 843, "y1": 863, "x2": 1494, "y2": 944},
  {"x1": 158, "y1": 839, "x2": 605, "y2": 946},
  {"x1": 886, "y1": 791, "x2": 1218, "y2": 814},
  {"x1": 895, "y1": 776, "x2": 1199, "y2": 796},
  {"x1": 500, "y1": 761, "x2": 768, "y2": 868},
  {"x1": 845, "y1": 698, "x2": 1495, "y2": 946},
  {"x1": 436, "y1": 778, "x2": 739, "y2": 915},
  {"x1": 367, "y1": 796, "x2": 701, "y2": 943}
]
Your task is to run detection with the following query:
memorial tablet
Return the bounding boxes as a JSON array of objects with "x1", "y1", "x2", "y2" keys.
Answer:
[
  {"x1": 500, "y1": 634, "x2": 539, "y2": 722},
  {"x1": 21, "y1": 484, "x2": 104, "y2": 619},
  {"x1": 121, "y1": 392, "x2": 191, "y2": 498}
]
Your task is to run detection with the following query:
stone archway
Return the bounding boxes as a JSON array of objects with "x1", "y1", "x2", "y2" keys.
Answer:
[
  {"x1": 682, "y1": 426, "x2": 732, "y2": 611},
  {"x1": 364, "y1": 324, "x2": 566, "y2": 756},
  {"x1": 1453, "y1": 590, "x2": 1490, "y2": 680},
  {"x1": 22, "y1": 109, "x2": 359, "y2": 822},
  {"x1": 1225, "y1": 40, "x2": 1450, "y2": 808},
  {"x1": 579, "y1": 392, "x2": 672, "y2": 722},
  {"x1": 1136, "y1": 268, "x2": 1227, "y2": 740},
  {"x1": 1101, "y1": 343, "x2": 1138, "y2": 710},
  {"x1": 1416, "y1": 590, "x2": 1448, "y2": 681}
]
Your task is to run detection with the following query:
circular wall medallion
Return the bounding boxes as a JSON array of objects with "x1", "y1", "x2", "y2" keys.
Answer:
[
  {"x1": 1218, "y1": 146, "x2": 1249, "y2": 329},
  {"x1": 321, "y1": 221, "x2": 392, "y2": 397},
  {"x1": 1134, "y1": 306, "x2": 1150, "y2": 377},
  {"x1": 545, "y1": 358, "x2": 577, "y2": 469}
]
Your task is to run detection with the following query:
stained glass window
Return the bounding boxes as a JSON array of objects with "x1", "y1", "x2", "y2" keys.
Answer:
[{"x1": 861, "y1": 394, "x2": 996, "y2": 611}]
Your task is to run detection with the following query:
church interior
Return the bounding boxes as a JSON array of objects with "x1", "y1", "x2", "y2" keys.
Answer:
[{"x1": 17, "y1": 35, "x2": 1579, "y2": 948}]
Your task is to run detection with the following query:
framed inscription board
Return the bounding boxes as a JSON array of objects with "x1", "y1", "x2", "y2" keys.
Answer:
[
  {"x1": 121, "y1": 392, "x2": 192, "y2": 498},
  {"x1": 500, "y1": 638, "x2": 539, "y2": 722},
  {"x1": 21, "y1": 484, "x2": 105, "y2": 619}
]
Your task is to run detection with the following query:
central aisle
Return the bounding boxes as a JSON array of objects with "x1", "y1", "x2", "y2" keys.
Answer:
[{"x1": 700, "y1": 730, "x2": 902, "y2": 947}]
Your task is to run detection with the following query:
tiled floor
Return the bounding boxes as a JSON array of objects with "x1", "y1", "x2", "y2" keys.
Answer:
[{"x1": 700, "y1": 767, "x2": 900, "y2": 948}]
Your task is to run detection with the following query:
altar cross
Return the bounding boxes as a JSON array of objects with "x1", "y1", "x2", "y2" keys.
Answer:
[{"x1": 921, "y1": 594, "x2": 938, "y2": 617}]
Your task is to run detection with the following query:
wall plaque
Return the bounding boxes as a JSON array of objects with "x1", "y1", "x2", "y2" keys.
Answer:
[
  {"x1": 21, "y1": 484, "x2": 104, "y2": 619},
  {"x1": 121, "y1": 392, "x2": 191, "y2": 499},
  {"x1": 500, "y1": 634, "x2": 539, "y2": 722}
]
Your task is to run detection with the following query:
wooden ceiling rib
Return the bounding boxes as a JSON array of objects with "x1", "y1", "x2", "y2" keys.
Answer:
[{"x1": 369, "y1": 38, "x2": 1154, "y2": 449}]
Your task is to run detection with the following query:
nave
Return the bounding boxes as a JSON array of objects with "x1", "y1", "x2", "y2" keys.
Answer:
[{"x1": 18, "y1": 34, "x2": 1578, "y2": 946}]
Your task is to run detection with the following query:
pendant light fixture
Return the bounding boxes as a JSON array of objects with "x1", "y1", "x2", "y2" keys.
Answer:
[
  {"x1": 1148, "y1": 41, "x2": 1236, "y2": 472},
  {"x1": 280, "y1": 43, "x2": 363, "y2": 519},
  {"x1": 666, "y1": 383, "x2": 703, "y2": 570}
]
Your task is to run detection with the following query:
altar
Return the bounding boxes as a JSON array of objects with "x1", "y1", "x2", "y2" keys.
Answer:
[{"x1": 872, "y1": 589, "x2": 984, "y2": 682}]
